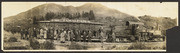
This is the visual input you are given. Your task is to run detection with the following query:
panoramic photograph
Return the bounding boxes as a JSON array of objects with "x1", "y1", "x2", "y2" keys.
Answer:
[{"x1": 2, "y1": 2, "x2": 178, "y2": 51}]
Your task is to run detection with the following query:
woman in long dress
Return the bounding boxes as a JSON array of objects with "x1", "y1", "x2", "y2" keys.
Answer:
[
  {"x1": 54, "y1": 29, "x2": 58, "y2": 40},
  {"x1": 60, "y1": 30, "x2": 66, "y2": 43},
  {"x1": 44, "y1": 28, "x2": 48, "y2": 39},
  {"x1": 112, "y1": 32, "x2": 116, "y2": 42},
  {"x1": 40, "y1": 28, "x2": 44, "y2": 39}
]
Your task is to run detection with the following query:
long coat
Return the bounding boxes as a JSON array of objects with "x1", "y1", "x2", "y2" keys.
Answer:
[
  {"x1": 87, "y1": 31, "x2": 93, "y2": 41},
  {"x1": 77, "y1": 30, "x2": 81, "y2": 41},
  {"x1": 70, "y1": 31, "x2": 75, "y2": 41},
  {"x1": 29, "y1": 28, "x2": 34, "y2": 38},
  {"x1": 66, "y1": 31, "x2": 71, "y2": 41},
  {"x1": 74, "y1": 30, "x2": 81, "y2": 41},
  {"x1": 83, "y1": 31, "x2": 87, "y2": 41}
]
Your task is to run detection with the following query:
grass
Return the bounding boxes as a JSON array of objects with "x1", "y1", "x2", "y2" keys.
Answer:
[
  {"x1": 8, "y1": 37, "x2": 18, "y2": 42},
  {"x1": 128, "y1": 42, "x2": 150, "y2": 50},
  {"x1": 3, "y1": 31, "x2": 21, "y2": 42},
  {"x1": 128, "y1": 42, "x2": 166, "y2": 50},
  {"x1": 40, "y1": 40, "x2": 55, "y2": 50},
  {"x1": 3, "y1": 31, "x2": 166, "y2": 50},
  {"x1": 68, "y1": 42, "x2": 89, "y2": 50},
  {"x1": 29, "y1": 38, "x2": 40, "y2": 49},
  {"x1": 105, "y1": 42, "x2": 166, "y2": 50}
]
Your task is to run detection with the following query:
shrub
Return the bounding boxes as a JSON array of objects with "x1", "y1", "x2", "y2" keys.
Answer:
[
  {"x1": 40, "y1": 40, "x2": 55, "y2": 49},
  {"x1": 8, "y1": 37, "x2": 18, "y2": 42},
  {"x1": 128, "y1": 42, "x2": 150, "y2": 50},
  {"x1": 68, "y1": 42, "x2": 88, "y2": 50},
  {"x1": 29, "y1": 38, "x2": 40, "y2": 49}
]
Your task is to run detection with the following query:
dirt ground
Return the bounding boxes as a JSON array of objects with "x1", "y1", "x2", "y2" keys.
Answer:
[
  {"x1": 51, "y1": 40, "x2": 166, "y2": 50},
  {"x1": 3, "y1": 31, "x2": 166, "y2": 50}
]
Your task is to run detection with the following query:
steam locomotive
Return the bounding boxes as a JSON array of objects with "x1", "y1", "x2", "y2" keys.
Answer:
[
  {"x1": 113, "y1": 21, "x2": 165, "y2": 42},
  {"x1": 75, "y1": 21, "x2": 166, "y2": 42}
]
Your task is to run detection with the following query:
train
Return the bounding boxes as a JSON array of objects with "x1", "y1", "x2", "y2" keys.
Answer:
[
  {"x1": 36, "y1": 19, "x2": 165, "y2": 42},
  {"x1": 113, "y1": 21, "x2": 165, "y2": 42},
  {"x1": 84, "y1": 21, "x2": 166, "y2": 42}
]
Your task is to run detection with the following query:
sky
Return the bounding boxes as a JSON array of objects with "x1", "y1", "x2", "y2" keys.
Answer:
[{"x1": 2, "y1": 2, "x2": 178, "y2": 19}]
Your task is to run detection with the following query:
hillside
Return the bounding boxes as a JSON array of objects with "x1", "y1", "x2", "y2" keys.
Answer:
[
  {"x1": 3, "y1": 3, "x2": 177, "y2": 33},
  {"x1": 3, "y1": 3, "x2": 137, "y2": 32},
  {"x1": 138, "y1": 15, "x2": 177, "y2": 30}
]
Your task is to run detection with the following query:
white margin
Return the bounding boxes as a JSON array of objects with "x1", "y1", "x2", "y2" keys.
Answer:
[{"x1": 3, "y1": 2, "x2": 180, "y2": 52}]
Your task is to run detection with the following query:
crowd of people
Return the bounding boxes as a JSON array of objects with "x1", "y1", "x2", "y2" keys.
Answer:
[{"x1": 20, "y1": 26, "x2": 115, "y2": 43}]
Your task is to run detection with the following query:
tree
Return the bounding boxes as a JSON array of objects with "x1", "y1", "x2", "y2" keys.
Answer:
[
  {"x1": 45, "y1": 12, "x2": 55, "y2": 20},
  {"x1": 89, "y1": 10, "x2": 95, "y2": 20}
]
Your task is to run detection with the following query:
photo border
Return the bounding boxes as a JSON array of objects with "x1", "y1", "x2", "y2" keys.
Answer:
[{"x1": 1, "y1": 0, "x2": 179, "y2": 53}]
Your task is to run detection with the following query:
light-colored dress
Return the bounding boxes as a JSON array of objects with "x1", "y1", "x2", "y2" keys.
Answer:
[
  {"x1": 100, "y1": 32, "x2": 106, "y2": 42},
  {"x1": 40, "y1": 29, "x2": 44, "y2": 38},
  {"x1": 54, "y1": 29, "x2": 58, "y2": 39},
  {"x1": 60, "y1": 31, "x2": 66, "y2": 42},
  {"x1": 112, "y1": 33, "x2": 116, "y2": 42},
  {"x1": 44, "y1": 30, "x2": 47, "y2": 39}
]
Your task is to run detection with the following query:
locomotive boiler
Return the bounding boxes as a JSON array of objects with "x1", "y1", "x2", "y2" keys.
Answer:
[{"x1": 114, "y1": 21, "x2": 165, "y2": 42}]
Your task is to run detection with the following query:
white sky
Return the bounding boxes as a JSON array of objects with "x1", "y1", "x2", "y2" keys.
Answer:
[{"x1": 2, "y1": 2, "x2": 178, "y2": 19}]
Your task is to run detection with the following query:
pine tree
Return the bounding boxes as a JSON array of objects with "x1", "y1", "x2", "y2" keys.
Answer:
[
  {"x1": 89, "y1": 10, "x2": 95, "y2": 20},
  {"x1": 45, "y1": 12, "x2": 55, "y2": 20}
]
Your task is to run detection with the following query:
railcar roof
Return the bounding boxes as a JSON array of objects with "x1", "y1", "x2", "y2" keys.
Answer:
[{"x1": 37, "y1": 19, "x2": 103, "y2": 25}]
